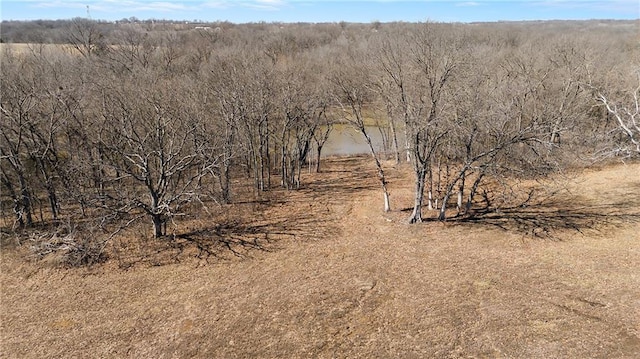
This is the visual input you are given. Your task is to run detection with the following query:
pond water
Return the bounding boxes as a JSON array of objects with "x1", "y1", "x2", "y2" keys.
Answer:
[{"x1": 321, "y1": 125, "x2": 402, "y2": 157}]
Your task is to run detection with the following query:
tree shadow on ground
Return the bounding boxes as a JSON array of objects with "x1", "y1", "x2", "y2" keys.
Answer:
[
  {"x1": 455, "y1": 198, "x2": 640, "y2": 239},
  {"x1": 112, "y1": 198, "x2": 343, "y2": 268},
  {"x1": 111, "y1": 157, "x2": 383, "y2": 268}
]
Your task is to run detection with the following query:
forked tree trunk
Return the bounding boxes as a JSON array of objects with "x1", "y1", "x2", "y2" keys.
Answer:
[{"x1": 313, "y1": 124, "x2": 332, "y2": 173}]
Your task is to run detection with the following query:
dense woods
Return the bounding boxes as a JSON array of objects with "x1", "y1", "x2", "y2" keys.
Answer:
[{"x1": 1, "y1": 19, "x2": 637, "y2": 252}]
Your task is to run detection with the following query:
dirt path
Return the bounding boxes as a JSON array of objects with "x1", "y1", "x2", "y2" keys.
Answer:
[{"x1": 2, "y1": 159, "x2": 639, "y2": 358}]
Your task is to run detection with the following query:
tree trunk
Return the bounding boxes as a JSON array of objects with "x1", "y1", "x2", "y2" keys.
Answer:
[
  {"x1": 377, "y1": 125, "x2": 389, "y2": 154},
  {"x1": 405, "y1": 126, "x2": 411, "y2": 162},
  {"x1": 408, "y1": 167, "x2": 426, "y2": 223},
  {"x1": 315, "y1": 144, "x2": 323, "y2": 173},
  {"x1": 464, "y1": 173, "x2": 485, "y2": 216},
  {"x1": 389, "y1": 115, "x2": 400, "y2": 164},
  {"x1": 383, "y1": 191, "x2": 391, "y2": 213},
  {"x1": 438, "y1": 188, "x2": 453, "y2": 221},
  {"x1": 152, "y1": 214, "x2": 165, "y2": 238},
  {"x1": 259, "y1": 139, "x2": 266, "y2": 191},
  {"x1": 296, "y1": 155, "x2": 302, "y2": 189},
  {"x1": 1, "y1": 172, "x2": 24, "y2": 228},
  {"x1": 38, "y1": 158, "x2": 59, "y2": 220},
  {"x1": 313, "y1": 124, "x2": 332, "y2": 174},
  {"x1": 221, "y1": 127, "x2": 233, "y2": 203},
  {"x1": 221, "y1": 161, "x2": 231, "y2": 204},
  {"x1": 436, "y1": 157, "x2": 442, "y2": 205},
  {"x1": 439, "y1": 167, "x2": 469, "y2": 221},
  {"x1": 281, "y1": 146, "x2": 288, "y2": 189},
  {"x1": 361, "y1": 128, "x2": 391, "y2": 212},
  {"x1": 19, "y1": 174, "x2": 33, "y2": 227},
  {"x1": 257, "y1": 143, "x2": 264, "y2": 191},
  {"x1": 457, "y1": 171, "x2": 466, "y2": 213},
  {"x1": 427, "y1": 167, "x2": 434, "y2": 210},
  {"x1": 266, "y1": 120, "x2": 271, "y2": 189}
]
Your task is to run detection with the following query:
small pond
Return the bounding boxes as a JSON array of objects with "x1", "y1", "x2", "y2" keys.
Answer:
[{"x1": 321, "y1": 125, "x2": 404, "y2": 157}]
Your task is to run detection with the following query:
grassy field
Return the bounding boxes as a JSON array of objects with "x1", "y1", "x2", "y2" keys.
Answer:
[
  {"x1": 1, "y1": 157, "x2": 639, "y2": 358},
  {"x1": 0, "y1": 43, "x2": 79, "y2": 55}
]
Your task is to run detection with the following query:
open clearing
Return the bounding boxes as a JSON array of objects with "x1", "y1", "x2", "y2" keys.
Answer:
[{"x1": 1, "y1": 157, "x2": 639, "y2": 358}]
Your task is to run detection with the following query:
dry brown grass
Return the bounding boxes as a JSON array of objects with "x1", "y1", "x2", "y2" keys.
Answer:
[
  {"x1": 0, "y1": 43, "x2": 81, "y2": 56},
  {"x1": 1, "y1": 156, "x2": 639, "y2": 358}
]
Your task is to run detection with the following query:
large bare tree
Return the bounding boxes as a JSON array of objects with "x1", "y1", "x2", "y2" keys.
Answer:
[{"x1": 97, "y1": 73, "x2": 221, "y2": 238}]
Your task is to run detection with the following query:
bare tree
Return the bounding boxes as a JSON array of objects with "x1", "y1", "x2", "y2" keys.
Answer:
[
  {"x1": 332, "y1": 51, "x2": 391, "y2": 212},
  {"x1": 274, "y1": 57, "x2": 330, "y2": 189},
  {"x1": 395, "y1": 23, "x2": 464, "y2": 223},
  {"x1": 372, "y1": 31, "x2": 409, "y2": 165},
  {"x1": 433, "y1": 39, "x2": 579, "y2": 220},
  {"x1": 65, "y1": 18, "x2": 106, "y2": 57},
  {"x1": 97, "y1": 74, "x2": 220, "y2": 238},
  {"x1": 0, "y1": 47, "x2": 66, "y2": 227},
  {"x1": 594, "y1": 70, "x2": 640, "y2": 156}
]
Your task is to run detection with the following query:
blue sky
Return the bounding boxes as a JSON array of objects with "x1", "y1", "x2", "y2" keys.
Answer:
[{"x1": 1, "y1": 1, "x2": 638, "y2": 23}]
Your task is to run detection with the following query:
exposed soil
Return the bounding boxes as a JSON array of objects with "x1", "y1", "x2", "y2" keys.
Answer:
[{"x1": 2, "y1": 156, "x2": 639, "y2": 358}]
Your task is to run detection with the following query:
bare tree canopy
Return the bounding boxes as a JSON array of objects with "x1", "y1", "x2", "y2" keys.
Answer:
[{"x1": 0, "y1": 19, "x2": 637, "y2": 246}]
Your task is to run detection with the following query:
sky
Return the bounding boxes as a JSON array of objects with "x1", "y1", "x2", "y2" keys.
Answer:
[{"x1": 1, "y1": 0, "x2": 638, "y2": 23}]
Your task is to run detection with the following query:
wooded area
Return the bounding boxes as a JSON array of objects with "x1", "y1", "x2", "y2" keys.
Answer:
[{"x1": 1, "y1": 19, "x2": 638, "y2": 261}]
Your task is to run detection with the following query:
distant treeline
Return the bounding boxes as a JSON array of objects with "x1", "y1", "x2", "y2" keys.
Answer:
[
  {"x1": 1, "y1": 18, "x2": 636, "y2": 44},
  {"x1": 1, "y1": 18, "x2": 225, "y2": 43}
]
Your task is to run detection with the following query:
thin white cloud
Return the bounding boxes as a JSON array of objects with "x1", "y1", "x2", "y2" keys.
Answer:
[
  {"x1": 135, "y1": 2, "x2": 189, "y2": 12},
  {"x1": 31, "y1": 1, "x2": 89, "y2": 9},
  {"x1": 31, "y1": 0, "x2": 195, "y2": 14},
  {"x1": 241, "y1": 0, "x2": 286, "y2": 11},
  {"x1": 456, "y1": 2, "x2": 480, "y2": 7},
  {"x1": 202, "y1": 0, "x2": 286, "y2": 11},
  {"x1": 26, "y1": 0, "x2": 290, "y2": 15}
]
